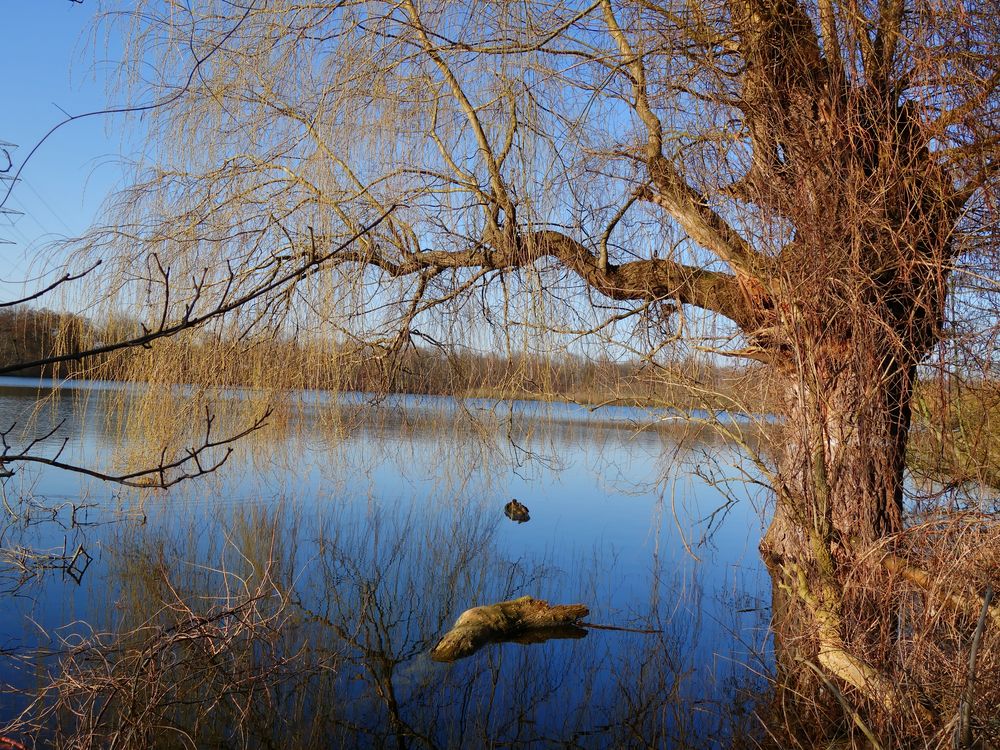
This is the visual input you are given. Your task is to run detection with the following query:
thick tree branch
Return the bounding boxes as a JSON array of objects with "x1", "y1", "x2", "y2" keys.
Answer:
[
  {"x1": 818, "y1": 0, "x2": 844, "y2": 85},
  {"x1": 601, "y1": 1, "x2": 770, "y2": 281},
  {"x1": 403, "y1": 0, "x2": 515, "y2": 235},
  {"x1": 728, "y1": 0, "x2": 828, "y2": 195},
  {"x1": 729, "y1": 0, "x2": 826, "y2": 87},
  {"x1": 637, "y1": 174, "x2": 770, "y2": 281},
  {"x1": 336, "y1": 229, "x2": 760, "y2": 329},
  {"x1": 873, "y1": 0, "x2": 904, "y2": 85},
  {"x1": 600, "y1": 0, "x2": 662, "y2": 160}
]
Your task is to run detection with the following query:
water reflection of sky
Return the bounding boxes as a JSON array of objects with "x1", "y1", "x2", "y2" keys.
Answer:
[{"x1": 0, "y1": 377, "x2": 772, "y2": 746}]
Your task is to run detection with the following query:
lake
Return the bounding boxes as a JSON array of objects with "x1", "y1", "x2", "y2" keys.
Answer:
[{"x1": 0, "y1": 376, "x2": 771, "y2": 747}]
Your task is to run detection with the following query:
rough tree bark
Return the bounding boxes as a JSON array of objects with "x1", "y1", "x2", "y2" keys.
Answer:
[{"x1": 763, "y1": 358, "x2": 923, "y2": 731}]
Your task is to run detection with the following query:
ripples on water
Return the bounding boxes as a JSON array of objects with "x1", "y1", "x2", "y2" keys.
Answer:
[{"x1": 0, "y1": 376, "x2": 771, "y2": 747}]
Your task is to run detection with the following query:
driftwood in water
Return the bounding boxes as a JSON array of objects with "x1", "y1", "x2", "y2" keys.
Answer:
[{"x1": 430, "y1": 595, "x2": 588, "y2": 662}]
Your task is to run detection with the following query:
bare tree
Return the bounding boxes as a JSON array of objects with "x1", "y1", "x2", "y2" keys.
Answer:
[{"x1": 9, "y1": 0, "x2": 996, "y2": 743}]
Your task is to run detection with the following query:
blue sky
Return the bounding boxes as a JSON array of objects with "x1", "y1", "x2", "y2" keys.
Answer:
[{"x1": 1, "y1": 1, "x2": 126, "y2": 303}]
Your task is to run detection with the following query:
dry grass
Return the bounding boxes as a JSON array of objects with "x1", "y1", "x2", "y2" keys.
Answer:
[{"x1": 753, "y1": 516, "x2": 1000, "y2": 749}]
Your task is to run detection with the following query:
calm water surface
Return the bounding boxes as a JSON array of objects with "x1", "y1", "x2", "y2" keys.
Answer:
[{"x1": 0, "y1": 376, "x2": 771, "y2": 747}]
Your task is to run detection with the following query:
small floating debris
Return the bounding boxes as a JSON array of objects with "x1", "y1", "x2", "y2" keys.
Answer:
[
  {"x1": 431, "y1": 595, "x2": 588, "y2": 662},
  {"x1": 503, "y1": 499, "x2": 530, "y2": 523}
]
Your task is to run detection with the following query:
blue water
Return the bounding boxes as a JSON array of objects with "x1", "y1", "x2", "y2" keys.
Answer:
[{"x1": 0, "y1": 376, "x2": 771, "y2": 747}]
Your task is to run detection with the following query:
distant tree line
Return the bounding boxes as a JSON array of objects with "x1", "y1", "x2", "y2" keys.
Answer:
[
  {"x1": 0, "y1": 306, "x2": 101, "y2": 378},
  {"x1": 0, "y1": 306, "x2": 771, "y2": 410}
]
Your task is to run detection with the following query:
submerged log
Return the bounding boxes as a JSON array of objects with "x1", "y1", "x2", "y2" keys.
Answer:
[{"x1": 430, "y1": 595, "x2": 589, "y2": 662}]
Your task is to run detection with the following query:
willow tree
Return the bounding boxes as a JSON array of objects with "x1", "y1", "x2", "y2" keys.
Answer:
[{"x1": 63, "y1": 0, "x2": 999, "y2": 741}]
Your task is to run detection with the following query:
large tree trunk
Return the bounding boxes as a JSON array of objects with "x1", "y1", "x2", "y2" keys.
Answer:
[
  {"x1": 759, "y1": 348, "x2": 922, "y2": 740},
  {"x1": 763, "y1": 354, "x2": 915, "y2": 563}
]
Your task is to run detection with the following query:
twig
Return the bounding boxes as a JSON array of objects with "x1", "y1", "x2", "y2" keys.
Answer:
[
  {"x1": 578, "y1": 622, "x2": 663, "y2": 634},
  {"x1": 956, "y1": 585, "x2": 994, "y2": 749},
  {"x1": 800, "y1": 660, "x2": 886, "y2": 750}
]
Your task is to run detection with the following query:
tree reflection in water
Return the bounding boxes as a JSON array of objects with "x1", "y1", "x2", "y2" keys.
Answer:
[
  {"x1": 0, "y1": 390, "x2": 770, "y2": 747},
  {"x1": 1, "y1": 498, "x2": 767, "y2": 748}
]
